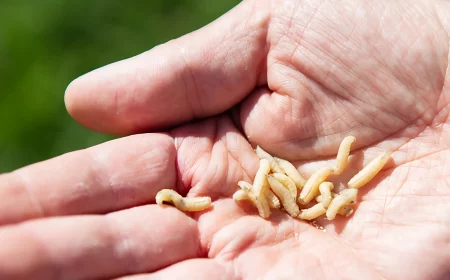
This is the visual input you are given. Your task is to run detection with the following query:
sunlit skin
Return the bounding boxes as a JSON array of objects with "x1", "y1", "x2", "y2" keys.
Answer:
[{"x1": 0, "y1": 0, "x2": 449, "y2": 279}]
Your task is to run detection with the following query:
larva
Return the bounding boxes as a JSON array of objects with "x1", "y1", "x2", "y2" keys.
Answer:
[
  {"x1": 334, "y1": 136, "x2": 356, "y2": 174},
  {"x1": 247, "y1": 189, "x2": 271, "y2": 218},
  {"x1": 253, "y1": 159, "x2": 271, "y2": 196},
  {"x1": 315, "y1": 193, "x2": 354, "y2": 217},
  {"x1": 256, "y1": 146, "x2": 284, "y2": 173},
  {"x1": 238, "y1": 181, "x2": 252, "y2": 191},
  {"x1": 237, "y1": 180, "x2": 271, "y2": 217},
  {"x1": 298, "y1": 166, "x2": 333, "y2": 204},
  {"x1": 318, "y1": 182, "x2": 334, "y2": 208},
  {"x1": 348, "y1": 151, "x2": 391, "y2": 189},
  {"x1": 274, "y1": 157, "x2": 306, "y2": 188},
  {"x1": 315, "y1": 192, "x2": 337, "y2": 204},
  {"x1": 156, "y1": 189, "x2": 211, "y2": 212},
  {"x1": 267, "y1": 175, "x2": 300, "y2": 217},
  {"x1": 298, "y1": 203, "x2": 327, "y2": 220},
  {"x1": 264, "y1": 188, "x2": 281, "y2": 209},
  {"x1": 272, "y1": 172, "x2": 297, "y2": 199},
  {"x1": 326, "y1": 188, "x2": 358, "y2": 220},
  {"x1": 235, "y1": 181, "x2": 280, "y2": 209},
  {"x1": 232, "y1": 189, "x2": 248, "y2": 201}
]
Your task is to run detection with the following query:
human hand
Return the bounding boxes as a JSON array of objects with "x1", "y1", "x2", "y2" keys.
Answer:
[{"x1": 1, "y1": 0, "x2": 449, "y2": 279}]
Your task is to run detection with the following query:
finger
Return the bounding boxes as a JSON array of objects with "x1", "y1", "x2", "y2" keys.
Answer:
[
  {"x1": 115, "y1": 259, "x2": 229, "y2": 280},
  {"x1": 0, "y1": 133, "x2": 176, "y2": 225},
  {"x1": 0, "y1": 205, "x2": 203, "y2": 280},
  {"x1": 65, "y1": 1, "x2": 269, "y2": 135}
]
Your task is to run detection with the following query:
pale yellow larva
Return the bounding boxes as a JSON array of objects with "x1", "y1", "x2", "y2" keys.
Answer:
[
  {"x1": 298, "y1": 203, "x2": 327, "y2": 220},
  {"x1": 318, "y1": 182, "x2": 334, "y2": 208},
  {"x1": 274, "y1": 157, "x2": 307, "y2": 188},
  {"x1": 334, "y1": 136, "x2": 356, "y2": 174},
  {"x1": 298, "y1": 166, "x2": 333, "y2": 204},
  {"x1": 348, "y1": 151, "x2": 391, "y2": 189},
  {"x1": 272, "y1": 172, "x2": 298, "y2": 199},
  {"x1": 156, "y1": 189, "x2": 211, "y2": 212},
  {"x1": 267, "y1": 175, "x2": 299, "y2": 217},
  {"x1": 326, "y1": 188, "x2": 358, "y2": 220},
  {"x1": 256, "y1": 146, "x2": 284, "y2": 173}
]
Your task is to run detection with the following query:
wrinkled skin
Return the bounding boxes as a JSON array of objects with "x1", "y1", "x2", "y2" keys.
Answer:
[{"x1": 1, "y1": 0, "x2": 449, "y2": 279}]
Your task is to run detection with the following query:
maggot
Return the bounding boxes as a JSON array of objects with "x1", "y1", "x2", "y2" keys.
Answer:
[
  {"x1": 238, "y1": 181, "x2": 252, "y2": 191},
  {"x1": 156, "y1": 189, "x2": 211, "y2": 212},
  {"x1": 256, "y1": 146, "x2": 284, "y2": 173},
  {"x1": 272, "y1": 172, "x2": 297, "y2": 199},
  {"x1": 315, "y1": 192, "x2": 337, "y2": 204},
  {"x1": 298, "y1": 203, "x2": 327, "y2": 220},
  {"x1": 264, "y1": 188, "x2": 281, "y2": 209},
  {"x1": 334, "y1": 136, "x2": 356, "y2": 174},
  {"x1": 247, "y1": 190, "x2": 271, "y2": 218},
  {"x1": 232, "y1": 189, "x2": 248, "y2": 201},
  {"x1": 237, "y1": 181, "x2": 271, "y2": 218},
  {"x1": 235, "y1": 181, "x2": 280, "y2": 209},
  {"x1": 316, "y1": 193, "x2": 354, "y2": 217},
  {"x1": 318, "y1": 182, "x2": 334, "y2": 208},
  {"x1": 326, "y1": 188, "x2": 358, "y2": 220},
  {"x1": 274, "y1": 157, "x2": 306, "y2": 188},
  {"x1": 348, "y1": 151, "x2": 391, "y2": 189},
  {"x1": 267, "y1": 175, "x2": 300, "y2": 217},
  {"x1": 298, "y1": 166, "x2": 333, "y2": 204},
  {"x1": 253, "y1": 159, "x2": 271, "y2": 196}
]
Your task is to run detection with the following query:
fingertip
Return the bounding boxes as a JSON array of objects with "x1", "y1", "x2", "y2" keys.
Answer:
[
  {"x1": 64, "y1": 75, "x2": 79, "y2": 120},
  {"x1": 64, "y1": 72, "x2": 108, "y2": 133},
  {"x1": 64, "y1": 65, "x2": 133, "y2": 135},
  {"x1": 65, "y1": 78, "x2": 86, "y2": 126}
]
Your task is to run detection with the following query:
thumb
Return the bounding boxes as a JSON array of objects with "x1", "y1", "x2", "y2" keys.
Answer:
[{"x1": 65, "y1": 0, "x2": 269, "y2": 135}]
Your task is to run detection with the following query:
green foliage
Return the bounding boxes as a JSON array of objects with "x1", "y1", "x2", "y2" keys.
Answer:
[{"x1": 0, "y1": 0, "x2": 240, "y2": 172}]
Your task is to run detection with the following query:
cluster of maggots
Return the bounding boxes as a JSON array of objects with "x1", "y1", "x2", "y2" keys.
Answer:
[{"x1": 155, "y1": 136, "x2": 391, "y2": 222}]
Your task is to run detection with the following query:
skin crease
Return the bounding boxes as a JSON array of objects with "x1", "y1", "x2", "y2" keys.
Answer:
[{"x1": 0, "y1": 0, "x2": 449, "y2": 279}]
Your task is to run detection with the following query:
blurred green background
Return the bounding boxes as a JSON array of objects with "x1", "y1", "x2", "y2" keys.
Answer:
[{"x1": 0, "y1": 0, "x2": 240, "y2": 173}]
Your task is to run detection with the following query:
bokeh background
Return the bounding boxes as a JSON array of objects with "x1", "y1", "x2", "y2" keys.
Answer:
[{"x1": 0, "y1": 0, "x2": 240, "y2": 173}]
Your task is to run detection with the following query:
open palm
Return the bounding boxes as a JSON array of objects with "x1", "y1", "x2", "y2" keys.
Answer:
[{"x1": 1, "y1": 0, "x2": 449, "y2": 279}]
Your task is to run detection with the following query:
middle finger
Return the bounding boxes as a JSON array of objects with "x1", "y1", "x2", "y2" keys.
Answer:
[{"x1": 0, "y1": 133, "x2": 176, "y2": 226}]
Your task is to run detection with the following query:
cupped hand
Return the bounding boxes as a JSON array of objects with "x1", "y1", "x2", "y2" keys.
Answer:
[{"x1": 1, "y1": 0, "x2": 449, "y2": 279}]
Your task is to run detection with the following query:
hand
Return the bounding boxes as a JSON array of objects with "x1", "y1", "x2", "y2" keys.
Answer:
[{"x1": 1, "y1": 0, "x2": 449, "y2": 279}]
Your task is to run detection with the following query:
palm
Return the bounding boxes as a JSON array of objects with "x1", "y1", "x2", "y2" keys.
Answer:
[
  {"x1": 165, "y1": 0, "x2": 450, "y2": 278},
  {"x1": 168, "y1": 112, "x2": 448, "y2": 279},
  {"x1": 1, "y1": 0, "x2": 449, "y2": 279}
]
